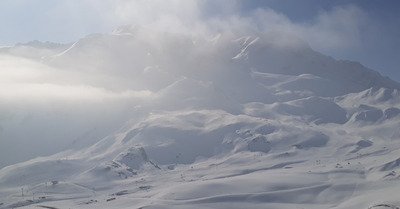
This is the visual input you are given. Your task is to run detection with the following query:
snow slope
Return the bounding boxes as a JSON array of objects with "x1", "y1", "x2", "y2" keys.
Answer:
[{"x1": 1, "y1": 26, "x2": 400, "y2": 209}]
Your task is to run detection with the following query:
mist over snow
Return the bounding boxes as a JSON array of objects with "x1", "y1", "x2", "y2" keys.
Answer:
[
  {"x1": 1, "y1": 24, "x2": 398, "y2": 168},
  {"x1": 1, "y1": 1, "x2": 400, "y2": 208}
]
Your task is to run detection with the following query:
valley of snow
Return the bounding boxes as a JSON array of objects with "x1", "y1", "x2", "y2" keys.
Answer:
[{"x1": 1, "y1": 26, "x2": 400, "y2": 209}]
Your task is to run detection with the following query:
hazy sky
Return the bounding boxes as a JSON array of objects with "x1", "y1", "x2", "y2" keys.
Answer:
[{"x1": 0, "y1": 0, "x2": 399, "y2": 81}]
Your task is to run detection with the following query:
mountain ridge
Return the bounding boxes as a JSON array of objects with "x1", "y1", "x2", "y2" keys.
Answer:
[
  {"x1": 44, "y1": 26, "x2": 400, "y2": 97},
  {"x1": 1, "y1": 26, "x2": 400, "y2": 209}
]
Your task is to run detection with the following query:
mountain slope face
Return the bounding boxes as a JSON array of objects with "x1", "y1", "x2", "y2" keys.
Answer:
[{"x1": 1, "y1": 26, "x2": 400, "y2": 209}]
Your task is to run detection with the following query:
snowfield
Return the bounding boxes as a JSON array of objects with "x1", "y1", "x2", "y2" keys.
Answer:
[{"x1": 1, "y1": 26, "x2": 400, "y2": 209}]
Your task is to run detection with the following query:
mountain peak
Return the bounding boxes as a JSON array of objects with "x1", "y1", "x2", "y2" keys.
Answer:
[
  {"x1": 46, "y1": 26, "x2": 400, "y2": 96},
  {"x1": 2, "y1": 25, "x2": 400, "y2": 209}
]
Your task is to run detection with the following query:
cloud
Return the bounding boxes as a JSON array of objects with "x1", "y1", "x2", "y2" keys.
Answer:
[
  {"x1": 214, "y1": 5, "x2": 368, "y2": 53},
  {"x1": 102, "y1": 1, "x2": 369, "y2": 54},
  {"x1": 0, "y1": 55, "x2": 154, "y2": 102},
  {"x1": 0, "y1": 0, "x2": 369, "y2": 54},
  {"x1": 115, "y1": 0, "x2": 200, "y2": 22},
  {"x1": 295, "y1": 5, "x2": 367, "y2": 52}
]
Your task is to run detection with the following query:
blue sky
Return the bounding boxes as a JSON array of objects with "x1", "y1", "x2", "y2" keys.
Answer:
[{"x1": 0, "y1": 0, "x2": 399, "y2": 81}]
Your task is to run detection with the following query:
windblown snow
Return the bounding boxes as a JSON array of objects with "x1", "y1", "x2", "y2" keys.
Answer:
[{"x1": 1, "y1": 26, "x2": 400, "y2": 209}]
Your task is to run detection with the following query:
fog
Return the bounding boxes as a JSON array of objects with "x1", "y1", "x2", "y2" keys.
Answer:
[{"x1": 0, "y1": 55, "x2": 150, "y2": 167}]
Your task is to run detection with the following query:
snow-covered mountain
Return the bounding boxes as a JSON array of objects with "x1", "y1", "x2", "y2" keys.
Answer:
[{"x1": 1, "y1": 26, "x2": 400, "y2": 209}]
